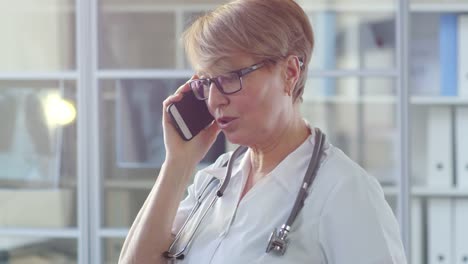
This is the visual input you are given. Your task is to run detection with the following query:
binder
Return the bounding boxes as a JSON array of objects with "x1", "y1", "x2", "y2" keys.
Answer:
[
  {"x1": 427, "y1": 107, "x2": 454, "y2": 187},
  {"x1": 439, "y1": 14, "x2": 458, "y2": 96},
  {"x1": 412, "y1": 107, "x2": 429, "y2": 186},
  {"x1": 455, "y1": 107, "x2": 468, "y2": 188},
  {"x1": 454, "y1": 199, "x2": 468, "y2": 264},
  {"x1": 410, "y1": 13, "x2": 440, "y2": 96},
  {"x1": 458, "y1": 15, "x2": 468, "y2": 97},
  {"x1": 428, "y1": 198, "x2": 453, "y2": 264},
  {"x1": 411, "y1": 198, "x2": 423, "y2": 264}
]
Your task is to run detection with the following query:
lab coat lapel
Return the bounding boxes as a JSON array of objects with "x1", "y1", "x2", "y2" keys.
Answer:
[{"x1": 202, "y1": 148, "x2": 250, "y2": 181}]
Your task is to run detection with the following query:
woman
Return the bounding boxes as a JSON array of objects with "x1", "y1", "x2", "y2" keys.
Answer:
[{"x1": 119, "y1": 0, "x2": 407, "y2": 263}]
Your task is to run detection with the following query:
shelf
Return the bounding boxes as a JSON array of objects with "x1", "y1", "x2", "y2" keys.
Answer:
[
  {"x1": 100, "y1": 4, "x2": 218, "y2": 13},
  {"x1": 9, "y1": 2, "x2": 468, "y2": 14},
  {"x1": 0, "y1": 228, "x2": 79, "y2": 238},
  {"x1": 93, "y1": 2, "x2": 468, "y2": 14},
  {"x1": 105, "y1": 183, "x2": 468, "y2": 197},
  {"x1": 0, "y1": 72, "x2": 78, "y2": 80},
  {"x1": 411, "y1": 96, "x2": 468, "y2": 105},
  {"x1": 104, "y1": 179, "x2": 154, "y2": 190},
  {"x1": 99, "y1": 228, "x2": 128, "y2": 238},
  {"x1": 383, "y1": 186, "x2": 468, "y2": 197},
  {"x1": 3, "y1": 5, "x2": 75, "y2": 14},
  {"x1": 410, "y1": 2, "x2": 468, "y2": 12},
  {"x1": 104, "y1": 164, "x2": 208, "y2": 189},
  {"x1": 96, "y1": 69, "x2": 397, "y2": 80},
  {"x1": 97, "y1": 70, "x2": 193, "y2": 79},
  {"x1": 286, "y1": 2, "x2": 396, "y2": 12},
  {"x1": 308, "y1": 69, "x2": 397, "y2": 78},
  {"x1": 304, "y1": 95, "x2": 396, "y2": 104},
  {"x1": 99, "y1": 3, "x2": 397, "y2": 13},
  {"x1": 412, "y1": 187, "x2": 468, "y2": 197}
]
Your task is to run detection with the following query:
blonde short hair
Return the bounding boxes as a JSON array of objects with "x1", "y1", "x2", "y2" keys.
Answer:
[{"x1": 182, "y1": 0, "x2": 314, "y2": 102}]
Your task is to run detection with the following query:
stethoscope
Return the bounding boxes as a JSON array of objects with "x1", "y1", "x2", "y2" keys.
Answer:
[{"x1": 163, "y1": 128, "x2": 325, "y2": 261}]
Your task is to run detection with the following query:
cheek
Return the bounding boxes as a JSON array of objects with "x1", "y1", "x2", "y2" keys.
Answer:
[
  {"x1": 232, "y1": 96, "x2": 257, "y2": 118},
  {"x1": 240, "y1": 80, "x2": 283, "y2": 124}
]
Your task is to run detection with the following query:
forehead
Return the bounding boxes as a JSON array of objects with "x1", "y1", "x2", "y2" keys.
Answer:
[{"x1": 196, "y1": 54, "x2": 256, "y2": 77}]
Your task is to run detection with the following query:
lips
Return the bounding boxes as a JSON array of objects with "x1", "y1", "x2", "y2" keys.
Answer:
[{"x1": 216, "y1": 116, "x2": 237, "y2": 129}]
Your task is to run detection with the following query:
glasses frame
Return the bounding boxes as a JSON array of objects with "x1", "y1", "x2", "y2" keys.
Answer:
[{"x1": 189, "y1": 60, "x2": 267, "y2": 100}]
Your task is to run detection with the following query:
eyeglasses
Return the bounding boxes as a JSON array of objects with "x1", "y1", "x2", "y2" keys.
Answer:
[{"x1": 189, "y1": 61, "x2": 267, "y2": 100}]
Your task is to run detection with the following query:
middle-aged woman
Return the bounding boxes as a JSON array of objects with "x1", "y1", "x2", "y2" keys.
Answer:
[{"x1": 119, "y1": 0, "x2": 408, "y2": 263}]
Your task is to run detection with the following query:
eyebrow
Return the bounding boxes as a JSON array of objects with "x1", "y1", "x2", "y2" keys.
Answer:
[
  {"x1": 197, "y1": 70, "x2": 229, "y2": 79},
  {"x1": 198, "y1": 60, "x2": 241, "y2": 78}
]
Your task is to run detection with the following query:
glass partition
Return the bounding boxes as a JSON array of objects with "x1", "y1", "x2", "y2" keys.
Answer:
[
  {"x1": 0, "y1": 81, "x2": 77, "y2": 228},
  {"x1": 0, "y1": 0, "x2": 76, "y2": 71}
]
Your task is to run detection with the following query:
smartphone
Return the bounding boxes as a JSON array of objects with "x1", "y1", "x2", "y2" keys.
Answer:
[{"x1": 167, "y1": 91, "x2": 214, "y2": 141}]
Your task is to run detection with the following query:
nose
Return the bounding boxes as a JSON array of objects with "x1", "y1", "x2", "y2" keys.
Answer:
[{"x1": 207, "y1": 81, "x2": 229, "y2": 113}]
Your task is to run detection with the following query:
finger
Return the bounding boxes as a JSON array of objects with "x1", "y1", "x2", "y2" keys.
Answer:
[
  {"x1": 174, "y1": 82, "x2": 191, "y2": 95},
  {"x1": 174, "y1": 74, "x2": 199, "y2": 95},
  {"x1": 163, "y1": 74, "x2": 199, "y2": 123},
  {"x1": 162, "y1": 94, "x2": 184, "y2": 124},
  {"x1": 162, "y1": 93, "x2": 183, "y2": 109}
]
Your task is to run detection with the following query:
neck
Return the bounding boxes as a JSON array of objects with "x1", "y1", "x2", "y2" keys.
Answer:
[{"x1": 249, "y1": 116, "x2": 310, "y2": 177}]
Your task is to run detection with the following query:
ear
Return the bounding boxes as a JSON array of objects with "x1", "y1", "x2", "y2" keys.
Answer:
[{"x1": 283, "y1": 55, "x2": 301, "y2": 96}]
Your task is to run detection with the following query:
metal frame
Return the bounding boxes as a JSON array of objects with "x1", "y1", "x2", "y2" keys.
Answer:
[
  {"x1": 396, "y1": 0, "x2": 411, "y2": 260},
  {"x1": 76, "y1": 0, "x2": 91, "y2": 263},
  {"x1": 89, "y1": 0, "x2": 101, "y2": 263}
]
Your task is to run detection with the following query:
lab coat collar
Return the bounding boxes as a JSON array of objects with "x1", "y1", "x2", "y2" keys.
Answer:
[
  {"x1": 267, "y1": 131, "x2": 319, "y2": 195},
  {"x1": 200, "y1": 124, "x2": 324, "y2": 193},
  {"x1": 201, "y1": 147, "x2": 251, "y2": 181}
]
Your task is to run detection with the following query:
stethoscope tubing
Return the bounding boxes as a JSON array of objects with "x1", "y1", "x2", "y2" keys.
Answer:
[
  {"x1": 164, "y1": 145, "x2": 247, "y2": 259},
  {"x1": 217, "y1": 145, "x2": 248, "y2": 196},
  {"x1": 164, "y1": 129, "x2": 324, "y2": 260},
  {"x1": 285, "y1": 128, "x2": 325, "y2": 227},
  {"x1": 168, "y1": 184, "x2": 214, "y2": 258}
]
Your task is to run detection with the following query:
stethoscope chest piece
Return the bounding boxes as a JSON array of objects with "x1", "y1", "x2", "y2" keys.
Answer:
[{"x1": 266, "y1": 224, "x2": 290, "y2": 255}]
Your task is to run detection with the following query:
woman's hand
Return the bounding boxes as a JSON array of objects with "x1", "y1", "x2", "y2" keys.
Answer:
[{"x1": 162, "y1": 75, "x2": 221, "y2": 167}]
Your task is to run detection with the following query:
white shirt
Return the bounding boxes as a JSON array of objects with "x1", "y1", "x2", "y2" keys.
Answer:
[{"x1": 171, "y1": 132, "x2": 407, "y2": 264}]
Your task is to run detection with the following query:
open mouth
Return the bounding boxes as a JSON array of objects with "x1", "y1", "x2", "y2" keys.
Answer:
[{"x1": 217, "y1": 117, "x2": 237, "y2": 128}]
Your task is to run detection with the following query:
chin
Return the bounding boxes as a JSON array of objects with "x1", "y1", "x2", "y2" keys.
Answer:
[{"x1": 223, "y1": 130, "x2": 252, "y2": 146}]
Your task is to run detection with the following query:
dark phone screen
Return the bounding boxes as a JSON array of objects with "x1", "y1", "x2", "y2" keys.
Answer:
[{"x1": 173, "y1": 91, "x2": 214, "y2": 137}]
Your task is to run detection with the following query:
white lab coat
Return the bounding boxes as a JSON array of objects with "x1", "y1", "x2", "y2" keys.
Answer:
[{"x1": 171, "y1": 132, "x2": 407, "y2": 264}]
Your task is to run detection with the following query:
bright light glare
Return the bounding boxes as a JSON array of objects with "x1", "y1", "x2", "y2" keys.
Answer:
[{"x1": 45, "y1": 94, "x2": 76, "y2": 126}]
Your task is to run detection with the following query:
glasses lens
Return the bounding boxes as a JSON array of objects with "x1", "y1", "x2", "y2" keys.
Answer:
[
  {"x1": 216, "y1": 73, "x2": 241, "y2": 94},
  {"x1": 190, "y1": 79, "x2": 209, "y2": 100}
]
